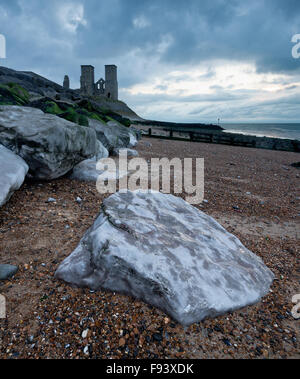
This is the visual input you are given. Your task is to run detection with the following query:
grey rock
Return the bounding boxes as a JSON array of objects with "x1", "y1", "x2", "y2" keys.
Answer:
[
  {"x1": 95, "y1": 140, "x2": 109, "y2": 160},
  {"x1": 140, "y1": 141, "x2": 152, "y2": 148},
  {"x1": 0, "y1": 66, "x2": 64, "y2": 97},
  {"x1": 0, "y1": 264, "x2": 18, "y2": 280},
  {"x1": 0, "y1": 145, "x2": 29, "y2": 207},
  {"x1": 112, "y1": 148, "x2": 139, "y2": 157},
  {"x1": 0, "y1": 106, "x2": 97, "y2": 180},
  {"x1": 89, "y1": 118, "x2": 137, "y2": 153},
  {"x1": 55, "y1": 190, "x2": 274, "y2": 326},
  {"x1": 47, "y1": 198, "x2": 56, "y2": 203},
  {"x1": 69, "y1": 158, "x2": 129, "y2": 183}
]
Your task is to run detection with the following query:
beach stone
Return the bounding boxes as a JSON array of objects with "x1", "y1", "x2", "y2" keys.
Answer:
[
  {"x1": 55, "y1": 190, "x2": 274, "y2": 326},
  {"x1": 0, "y1": 264, "x2": 18, "y2": 280},
  {"x1": 112, "y1": 148, "x2": 139, "y2": 157},
  {"x1": 47, "y1": 198, "x2": 56, "y2": 203},
  {"x1": 0, "y1": 106, "x2": 97, "y2": 180},
  {"x1": 89, "y1": 118, "x2": 137, "y2": 153},
  {"x1": 95, "y1": 140, "x2": 109, "y2": 160},
  {"x1": 291, "y1": 162, "x2": 300, "y2": 169},
  {"x1": 69, "y1": 158, "x2": 129, "y2": 183},
  {"x1": 0, "y1": 145, "x2": 29, "y2": 207}
]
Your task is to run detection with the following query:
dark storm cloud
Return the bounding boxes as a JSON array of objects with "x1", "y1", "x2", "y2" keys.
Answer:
[
  {"x1": 72, "y1": 0, "x2": 300, "y2": 74},
  {"x1": 1, "y1": 0, "x2": 299, "y2": 75},
  {"x1": 0, "y1": 0, "x2": 299, "y2": 121},
  {"x1": 0, "y1": 0, "x2": 22, "y2": 14}
]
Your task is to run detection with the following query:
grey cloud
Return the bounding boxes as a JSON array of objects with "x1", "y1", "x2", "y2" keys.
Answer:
[{"x1": 0, "y1": 0, "x2": 299, "y2": 122}]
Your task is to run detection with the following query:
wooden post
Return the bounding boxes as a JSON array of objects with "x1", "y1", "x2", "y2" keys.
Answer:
[{"x1": 148, "y1": 128, "x2": 152, "y2": 136}]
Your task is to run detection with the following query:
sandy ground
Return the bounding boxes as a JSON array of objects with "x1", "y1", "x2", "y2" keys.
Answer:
[{"x1": 0, "y1": 137, "x2": 299, "y2": 359}]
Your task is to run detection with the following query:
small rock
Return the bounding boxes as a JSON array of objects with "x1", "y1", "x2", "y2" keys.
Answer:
[
  {"x1": 0, "y1": 264, "x2": 18, "y2": 280},
  {"x1": 153, "y1": 333, "x2": 163, "y2": 342},
  {"x1": 82, "y1": 329, "x2": 89, "y2": 339},
  {"x1": 76, "y1": 197, "x2": 82, "y2": 204},
  {"x1": 119, "y1": 338, "x2": 126, "y2": 347},
  {"x1": 222, "y1": 338, "x2": 232, "y2": 347}
]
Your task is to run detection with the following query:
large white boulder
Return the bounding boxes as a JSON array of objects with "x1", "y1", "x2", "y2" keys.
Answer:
[
  {"x1": 0, "y1": 106, "x2": 97, "y2": 180},
  {"x1": 0, "y1": 144, "x2": 28, "y2": 207},
  {"x1": 55, "y1": 190, "x2": 274, "y2": 326}
]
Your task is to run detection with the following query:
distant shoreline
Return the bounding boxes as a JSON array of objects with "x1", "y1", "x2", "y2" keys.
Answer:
[
  {"x1": 133, "y1": 119, "x2": 300, "y2": 143},
  {"x1": 134, "y1": 121, "x2": 300, "y2": 153}
]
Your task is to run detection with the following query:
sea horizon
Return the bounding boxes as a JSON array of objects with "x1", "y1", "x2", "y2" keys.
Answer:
[{"x1": 221, "y1": 122, "x2": 300, "y2": 141}]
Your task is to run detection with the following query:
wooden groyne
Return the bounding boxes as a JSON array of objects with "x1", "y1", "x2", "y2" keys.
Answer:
[{"x1": 139, "y1": 126, "x2": 300, "y2": 153}]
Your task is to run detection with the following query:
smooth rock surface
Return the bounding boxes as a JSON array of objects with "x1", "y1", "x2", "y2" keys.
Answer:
[
  {"x1": 112, "y1": 148, "x2": 139, "y2": 157},
  {"x1": 0, "y1": 106, "x2": 97, "y2": 180},
  {"x1": 0, "y1": 144, "x2": 29, "y2": 207},
  {"x1": 69, "y1": 158, "x2": 129, "y2": 182},
  {"x1": 55, "y1": 191, "x2": 274, "y2": 326},
  {"x1": 89, "y1": 118, "x2": 138, "y2": 153},
  {"x1": 95, "y1": 140, "x2": 109, "y2": 160},
  {"x1": 0, "y1": 264, "x2": 18, "y2": 280}
]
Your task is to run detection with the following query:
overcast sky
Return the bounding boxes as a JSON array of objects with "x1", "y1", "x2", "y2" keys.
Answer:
[{"x1": 0, "y1": 0, "x2": 300, "y2": 123}]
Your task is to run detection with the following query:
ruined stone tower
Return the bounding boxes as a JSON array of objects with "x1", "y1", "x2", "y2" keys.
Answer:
[
  {"x1": 63, "y1": 75, "x2": 70, "y2": 90},
  {"x1": 80, "y1": 65, "x2": 95, "y2": 96},
  {"x1": 104, "y1": 65, "x2": 118, "y2": 100},
  {"x1": 78, "y1": 64, "x2": 118, "y2": 100}
]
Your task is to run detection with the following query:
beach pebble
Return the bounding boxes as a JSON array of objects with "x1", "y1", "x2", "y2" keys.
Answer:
[
  {"x1": 0, "y1": 264, "x2": 18, "y2": 280},
  {"x1": 82, "y1": 329, "x2": 89, "y2": 339}
]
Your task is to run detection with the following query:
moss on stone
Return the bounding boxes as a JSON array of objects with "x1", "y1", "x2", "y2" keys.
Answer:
[
  {"x1": 60, "y1": 107, "x2": 79, "y2": 124},
  {"x1": 44, "y1": 101, "x2": 63, "y2": 115},
  {"x1": 0, "y1": 83, "x2": 30, "y2": 106},
  {"x1": 89, "y1": 112, "x2": 106, "y2": 123},
  {"x1": 78, "y1": 114, "x2": 89, "y2": 127},
  {"x1": 6, "y1": 83, "x2": 30, "y2": 103}
]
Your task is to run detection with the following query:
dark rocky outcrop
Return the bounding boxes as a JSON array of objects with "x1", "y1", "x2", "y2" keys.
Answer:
[{"x1": 0, "y1": 66, "x2": 142, "y2": 121}]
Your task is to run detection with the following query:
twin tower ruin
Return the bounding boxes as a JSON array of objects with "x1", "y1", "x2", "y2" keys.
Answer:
[{"x1": 63, "y1": 64, "x2": 118, "y2": 100}]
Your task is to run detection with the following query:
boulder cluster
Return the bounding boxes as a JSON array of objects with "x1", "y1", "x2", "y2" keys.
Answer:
[{"x1": 0, "y1": 67, "x2": 141, "y2": 205}]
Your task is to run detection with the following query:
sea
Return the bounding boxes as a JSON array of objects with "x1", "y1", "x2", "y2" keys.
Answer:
[{"x1": 221, "y1": 123, "x2": 300, "y2": 141}]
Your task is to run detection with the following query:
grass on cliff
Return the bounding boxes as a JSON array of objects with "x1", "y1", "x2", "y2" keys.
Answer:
[
  {"x1": 0, "y1": 83, "x2": 30, "y2": 106},
  {"x1": 0, "y1": 83, "x2": 131, "y2": 128}
]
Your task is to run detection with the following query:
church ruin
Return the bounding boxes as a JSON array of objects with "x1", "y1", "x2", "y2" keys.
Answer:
[
  {"x1": 80, "y1": 64, "x2": 118, "y2": 100},
  {"x1": 63, "y1": 64, "x2": 119, "y2": 100}
]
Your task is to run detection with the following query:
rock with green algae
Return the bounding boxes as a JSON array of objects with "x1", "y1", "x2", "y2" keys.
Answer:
[{"x1": 0, "y1": 105, "x2": 97, "y2": 180}]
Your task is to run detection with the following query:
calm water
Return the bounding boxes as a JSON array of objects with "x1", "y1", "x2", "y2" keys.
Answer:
[{"x1": 222, "y1": 123, "x2": 300, "y2": 141}]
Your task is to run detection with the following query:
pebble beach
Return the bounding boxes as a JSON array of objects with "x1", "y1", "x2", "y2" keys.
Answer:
[{"x1": 0, "y1": 137, "x2": 299, "y2": 359}]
